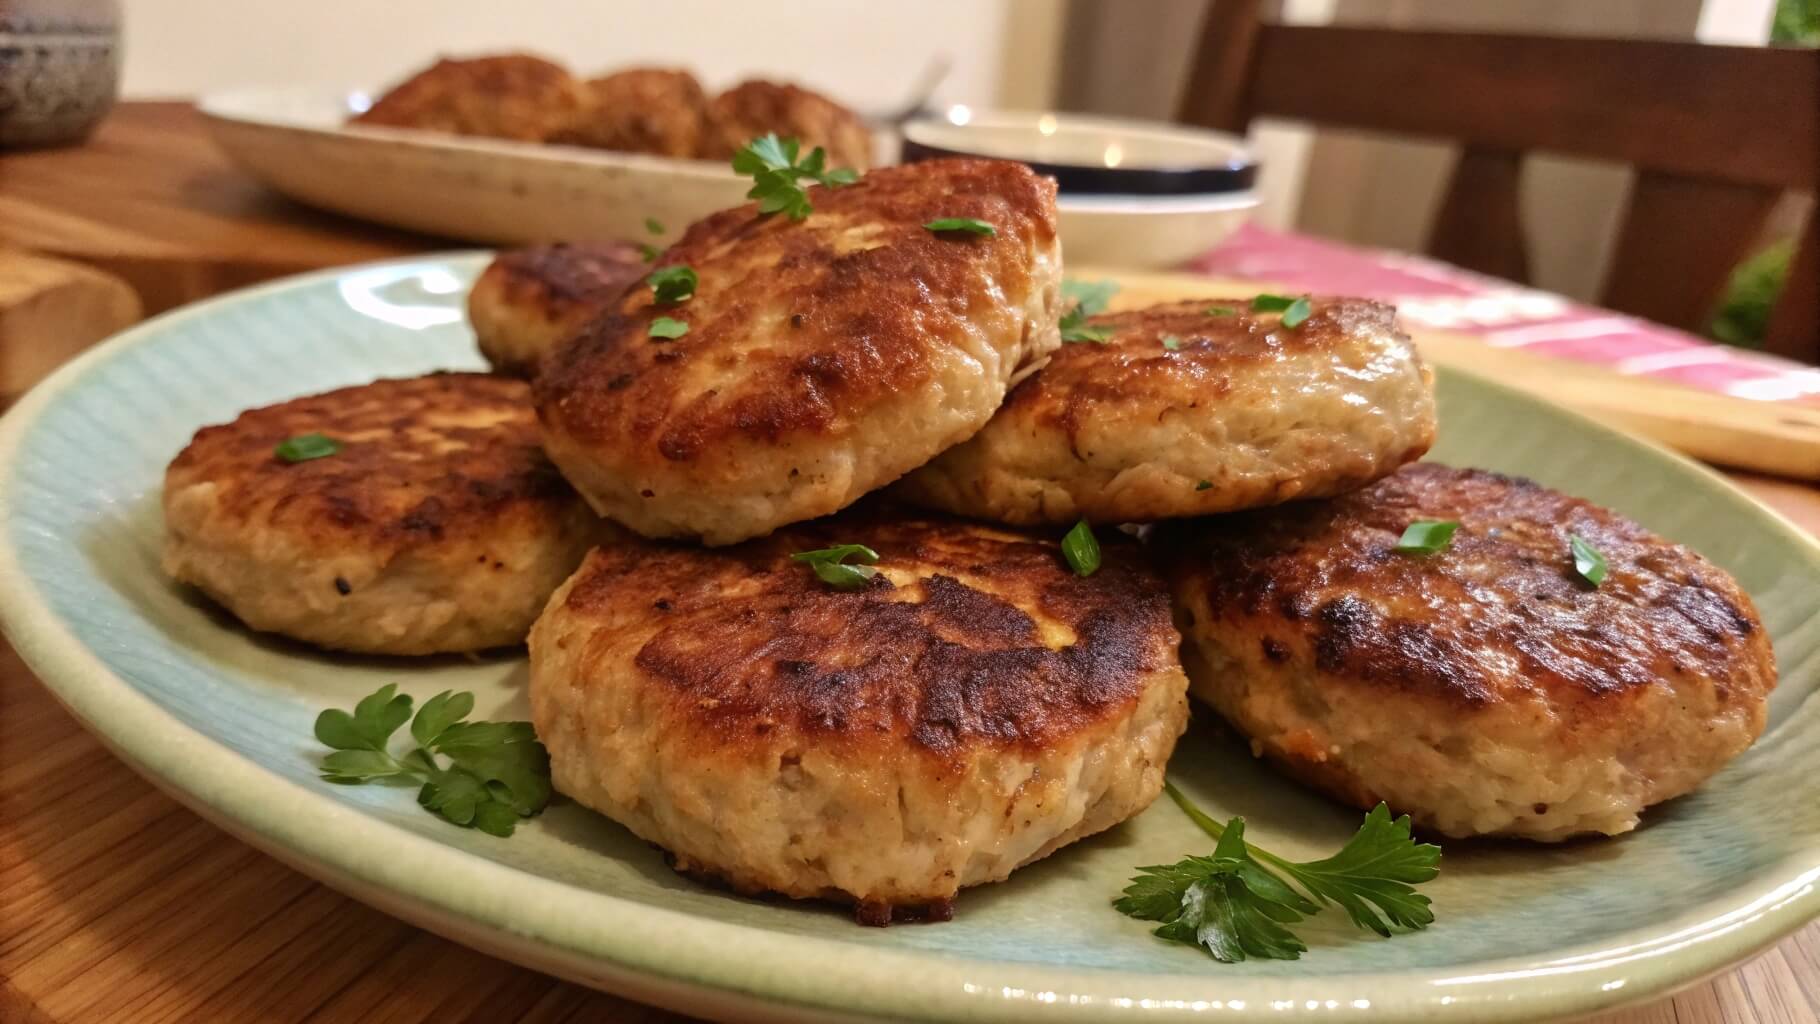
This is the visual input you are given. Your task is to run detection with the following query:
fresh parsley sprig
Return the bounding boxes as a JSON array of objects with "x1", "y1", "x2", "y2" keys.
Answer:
[
  {"x1": 1117, "y1": 782, "x2": 1441, "y2": 962},
  {"x1": 1571, "y1": 533, "x2": 1608, "y2": 587},
  {"x1": 1062, "y1": 520, "x2": 1101, "y2": 577},
  {"x1": 732, "y1": 134, "x2": 859, "y2": 221},
  {"x1": 1396, "y1": 520, "x2": 1459, "y2": 555},
  {"x1": 275, "y1": 433, "x2": 340, "y2": 463},
  {"x1": 314, "y1": 684, "x2": 552, "y2": 837},
  {"x1": 649, "y1": 317, "x2": 688, "y2": 340},
  {"x1": 925, "y1": 217, "x2": 996, "y2": 237},
  {"x1": 648, "y1": 265, "x2": 698, "y2": 305},
  {"x1": 1252, "y1": 293, "x2": 1313, "y2": 328},
  {"x1": 1059, "y1": 278, "x2": 1120, "y2": 344},
  {"x1": 791, "y1": 543, "x2": 881, "y2": 590},
  {"x1": 639, "y1": 217, "x2": 665, "y2": 261}
]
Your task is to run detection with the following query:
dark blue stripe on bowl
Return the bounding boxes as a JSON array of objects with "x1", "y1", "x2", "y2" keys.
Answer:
[{"x1": 900, "y1": 139, "x2": 1258, "y2": 196}]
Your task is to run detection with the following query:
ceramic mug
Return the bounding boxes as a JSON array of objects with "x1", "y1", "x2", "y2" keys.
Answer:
[{"x1": 0, "y1": 0, "x2": 121, "y2": 148}]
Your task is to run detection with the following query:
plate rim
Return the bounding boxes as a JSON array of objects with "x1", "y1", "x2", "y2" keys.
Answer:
[{"x1": 2, "y1": 254, "x2": 1817, "y2": 1022}]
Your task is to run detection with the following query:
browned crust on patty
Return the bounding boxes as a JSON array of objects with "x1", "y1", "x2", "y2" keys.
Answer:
[
  {"x1": 479, "y1": 242, "x2": 648, "y2": 306},
  {"x1": 553, "y1": 508, "x2": 1174, "y2": 756},
  {"x1": 698, "y1": 79, "x2": 871, "y2": 168},
  {"x1": 351, "y1": 54, "x2": 585, "y2": 142},
  {"x1": 1164, "y1": 462, "x2": 1774, "y2": 715},
  {"x1": 549, "y1": 68, "x2": 710, "y2": 156},
  {"x1": 535, "y1": 159, "x2": 1058, "y2": 461},
  {"x1": 165, "y1": 374, "x2": 580, "y2": 557},
  {"x1": 468, "y1": 242, "x2": 650, "y2": 376}
]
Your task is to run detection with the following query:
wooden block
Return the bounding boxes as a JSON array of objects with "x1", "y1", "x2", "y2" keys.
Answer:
[
  {"x1": 1081, "y1": 267, "x2": 1820, "y2": 481},
  {"x1": 0, "y1": 249, "x2": 142, "y2": 406}
]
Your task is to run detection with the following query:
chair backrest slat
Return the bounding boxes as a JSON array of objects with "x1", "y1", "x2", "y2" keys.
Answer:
[
  {"x1": 1238, "y1": 26, "x2": 1817, "y2": 190},
  {"x1": 1426, "y1": 146, "x2": 1529, "y2": 286},
  {"x1": 1177, "y1": 11, "x2": 1819, "y2": 361},
  {"x1": 1602, "y1": 174, "x2": 1782, "y2": 336}
]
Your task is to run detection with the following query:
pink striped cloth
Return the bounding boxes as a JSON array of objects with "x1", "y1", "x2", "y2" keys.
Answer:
[{"x1": 1188, "y1": 223, "x2": 1820, "y2": 405}]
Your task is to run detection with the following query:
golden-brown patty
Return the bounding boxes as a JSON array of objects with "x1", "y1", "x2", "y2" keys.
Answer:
[
  {"x1": 549, "y1": 67, "x2": 710, "y2": 157},
  {"x1": 698, "y1": 79, "x2": 872, "y2": 169},
  {"x1": 529, "y1": 508, "x2": 1188, "y2": 920},
  {"x1": 163, "y1": 374, "x2": 613, "y2": 655},
  {"x1": 467, "y1": 242, "x2": 649, "y2": 378},
  {"x1": 351, "y1": 53, "x2": 585, "y2": 142},
  {"x1": 535, "y1": 158, "x2": 1062, "y2": 545},
  {"x1": 1164, "y1": 462, "x2": 1776, "y2": 840},
  {"x1": 897, "y1": 297, "x2": 1435, "y2": 525}
]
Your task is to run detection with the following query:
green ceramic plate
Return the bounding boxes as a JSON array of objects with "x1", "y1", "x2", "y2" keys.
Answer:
[{"x1": 1, "y1": 255, "x2": 1816, "y2": 1023}]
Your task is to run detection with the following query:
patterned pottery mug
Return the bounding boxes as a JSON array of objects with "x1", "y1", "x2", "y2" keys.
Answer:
[{"x1": 0, "y1": 0, "x2": 120, "y2": 148}]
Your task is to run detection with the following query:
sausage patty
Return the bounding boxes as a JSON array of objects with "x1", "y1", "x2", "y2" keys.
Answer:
[
  {"x1": 697, "y1": 79, "x2": 872, "y2": 169},
  {"x1": 351, "y1": 54, "x2": 585, "y2": 143},
  {"x1": 1163, "y1": 462, "x2": 1776, "y2": 840},
  {"x1": 163, "y1": 374, "x2": 613, "y2": 654},
  {"x1": 528, "y1": 508, "x2": 1188, "y2": 921},
  {"x1": 467, "y1": 242, "x2": 649, "y2": 378},
  {"x1": 898, "y1": 297, "x2": 1435, "y2": 525},
  {"x1": 549, "y1": 68, "x2": 710, "y2": 157},
  {"x1": 535, "y1": 158, "x2": 1062, "y2": 545}
]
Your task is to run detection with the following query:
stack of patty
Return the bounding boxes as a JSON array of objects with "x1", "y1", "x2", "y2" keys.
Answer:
[
  {"x1": 163, "y1": 151, "x2": 1774, "y2": 924},
  {"x1": 352, "y1": 54, "x2": 871, "y2": 169}
]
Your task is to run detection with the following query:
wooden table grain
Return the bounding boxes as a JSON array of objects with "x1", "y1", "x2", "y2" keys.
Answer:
[{"x1": 2, "y1": 102, "x2": 1818, "y2": 1024}]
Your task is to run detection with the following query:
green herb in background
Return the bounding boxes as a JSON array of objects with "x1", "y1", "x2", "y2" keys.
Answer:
[
  {"x1": 648, "y1": 317, "x2": 689, "y2": 340},
  {"x1": 274, "y1": 433, "x2": 340, "y2": 463},
  {"x1": 639, "y1": 217, "x2": 665, "y2": 261},
  {"x1": 1195, "y1": 480, "x2": 1213, "y2": 491},
  {"x1": 1773, "y1": 0, "x2": 1820, "y2": 43},
  {"x1": 1062, "y1": 520, "x2": 1101, "y2": 577},
  {"x1": 1709, "y1": 240, "x2": 1791, "y2": 349},
  {"x1": 1062, "y1": 278, "x2": 1120, "y2": 316},
  {"x1": 732, "y1": 134, "x2": 859, "y2": 221},
  {"x1": 1117, "y1": 782, "x2": 1441, "y2": 962},
  {"x1": 1250, "y1": 293, "x2": 1295, "y2": 312},
  {"x1": 1060, "y1": 278, "x2": 1120, "y2": 344},
  {"x1": 314, "y1": 684, "x2": 552, "y2": 837},
  {"x1": 1571, "y1": 534, "x2": 1608, "y2": 587},
  {"x1": 1396, "y1": 520, "x2": 1460, "y2": 555},
  {"x1": 648, "y1": 266, "x2": 698, "y2": 305},
  {"x1": 791, "y1": 543, "x2": 881, "y2": 591},
  {"x1": 924, "y1": 217, "x2": 996, "y2": 237}
]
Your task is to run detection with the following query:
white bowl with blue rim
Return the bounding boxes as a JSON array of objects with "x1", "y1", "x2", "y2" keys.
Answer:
[{"x1": 901, "y1": 108, "x2": 1260, "y2": 269}]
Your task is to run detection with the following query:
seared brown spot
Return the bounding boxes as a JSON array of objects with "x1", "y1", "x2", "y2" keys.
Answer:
[
  {"x1": 165, "y1": 373, "x2": 583, "y2": 556},
  {"x1": 564, "y1": 508, "x2": 1172, "y2": 755},
  {"x1": 535, "y1": 160, "x2": 1057, "y2": 462},
  {"x1": 1165, "y1": 463, "x2": 1772, "y2": 711},
  {"x1": 486, "y1": 242, "x2": 648, "y2": 305}
]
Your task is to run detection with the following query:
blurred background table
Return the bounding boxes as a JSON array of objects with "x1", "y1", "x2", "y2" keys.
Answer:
[{"x1": 2, "y1": 101, "x2": 1818, "y2": 1024}]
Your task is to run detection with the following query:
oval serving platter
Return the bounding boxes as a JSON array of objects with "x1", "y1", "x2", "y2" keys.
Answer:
[{"x1": 1, "y1": 255, "x2": 1816, "y2": 1023}]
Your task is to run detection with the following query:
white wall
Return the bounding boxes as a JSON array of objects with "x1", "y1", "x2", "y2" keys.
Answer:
[{"x1": 121, "y1": 0, "x2": 1018, "y2": 114}]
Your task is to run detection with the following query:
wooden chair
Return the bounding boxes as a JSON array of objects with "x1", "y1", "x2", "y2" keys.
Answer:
[{"x1": 1178, "y1": 1, "x2": 1819, "y2": 362}]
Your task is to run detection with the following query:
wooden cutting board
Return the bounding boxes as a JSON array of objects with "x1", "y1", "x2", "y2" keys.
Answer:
[{"x1": 1087, "y1": 268, "x2": 1820, "y2": 482}]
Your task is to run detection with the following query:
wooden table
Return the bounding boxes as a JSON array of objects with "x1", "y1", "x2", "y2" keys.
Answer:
[{"x1": 3, "y1": 102, "x2": 1818, "y2": 1024}]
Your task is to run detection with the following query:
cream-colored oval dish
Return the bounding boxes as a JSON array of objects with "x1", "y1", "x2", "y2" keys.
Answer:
[
  {"x1": 198, "y1": 90, "x2": 1254, "y2": 266},
  {"x1": 1, "y1": 255, "x2": 1816, "y2": 1023}
]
